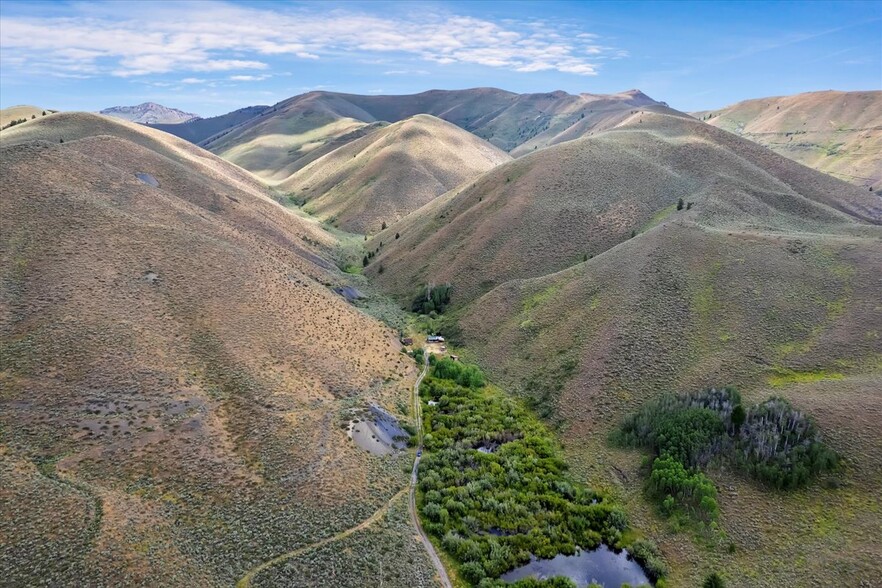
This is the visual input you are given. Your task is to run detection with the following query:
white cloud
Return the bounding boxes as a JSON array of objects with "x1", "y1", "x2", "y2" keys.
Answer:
[
  {"x1": 383, "y1": 69, "x2": 430, "y2": 76},
  {"x1": 0, "y1": 2, "x2": 622, "y2": 78},
  {"x1": 229, "y1": 74, "x2": 270, "y2": 81}
]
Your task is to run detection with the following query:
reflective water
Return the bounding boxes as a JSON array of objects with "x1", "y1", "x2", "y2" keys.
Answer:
[{"x1": 500, "y1": 544, "x2": 651, "y2": 587}]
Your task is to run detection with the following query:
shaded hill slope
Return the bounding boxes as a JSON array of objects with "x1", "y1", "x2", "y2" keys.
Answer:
[
  {"x1": 152, "y1": 105, "x2": 270, "y2": 144},
  {"x1": 367, "y1": 111, "x2": 880, "y2": 308},
  {"x1": 0, "y1": 115, "x2": 424, "y2": 586},
  {"x1": 205, "y1": 88, "x2": 682, "y2": 180},
  {"x1": 282, "y1": 114, "x2": 512, "y2": 233},
  {"x1": 205, "y1": 92, "x2": 381, "y2": 181},
  {"x1": 694, "y1": 90, "x2": 882, "y2": 189}
]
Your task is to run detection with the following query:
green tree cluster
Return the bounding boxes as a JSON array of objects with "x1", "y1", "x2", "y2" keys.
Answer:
[
  {"x1": 418, "y1": 364, "x2": 660, "y2": 586},
  {"x1": 430, "y1": 356, "x2": 485, "y2": 388},
  {"x1": 412, "y1": 283, "x2": 452, "y2": 314},
  {"x1": 614, "y1": 388, "x2": 838, "y2": 521}
]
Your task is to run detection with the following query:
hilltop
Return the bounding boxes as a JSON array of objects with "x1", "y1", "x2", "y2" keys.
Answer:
[
  {"x1": 152, "y1": 105, "x2": 270, "y2": 144},
  {"x1": 693, "y1": 90, "x2": 882, "y2": 190},
  {"x1": 366, "y1": 110, "x2": 882, "y2": 585},
  {"x1": 282, "y1": 114, "x2": 512, "y2": 233},
  {"x1": 100, "y1": 101, "x2": 199, "y2": 124},
  {"x1": 0, "y1": 105, "x2": 54, "y2": 129},
  {"x1": 204, "y1": 88, "x2": 681, "y2": 180},
  {"x1": 0, "y1": 113, "x2": 432, "y2": 586}
]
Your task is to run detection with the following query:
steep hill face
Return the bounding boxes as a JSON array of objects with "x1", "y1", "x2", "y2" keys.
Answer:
[
  {"x1": 693, "y1": 90, "x2": 882, "y2": 190},
  {"x1": 368, "y1": 111, "x2": 880, "y2": 308},
  {"x1": 205, "y1": 88, "x2": 681, "y2": 180},
  {"x1": 365, "y1": 109, "x2": 882, "y2": 585},
  {"x1": 282, "y1": 114, "x2": 512, "y2": 233},
  {"x1": 100, "y1": 101, "x2": 199, "y2": 124},
  {"x1": 152, "y1": 105, "x2": 269, "y2": 143},
  {"x1": 0, "y1": 114, "x2": 424, "y2": 586}
]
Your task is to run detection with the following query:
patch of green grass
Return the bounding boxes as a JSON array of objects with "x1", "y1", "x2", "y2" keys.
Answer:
[
  {"x1": 522, "y1": 283, "x2": 561, "y2": 312},
  {"x1": 639, "y1": 203, "x2": 678, "y2": 233},
  {"x1": 767, "y1": 367, "x2": 844, "y2": 387}
]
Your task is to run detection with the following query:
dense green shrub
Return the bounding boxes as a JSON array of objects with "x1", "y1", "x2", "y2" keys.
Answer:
[
  {"x1": 418, "y1": 366, "x2": 650, "y2": 585},
  {"x1": 412, "y1": 283, "x2": 452, "y2": 314},
  {"x1": 430, "y1": 356, "x2": 485, "y2": 388}
]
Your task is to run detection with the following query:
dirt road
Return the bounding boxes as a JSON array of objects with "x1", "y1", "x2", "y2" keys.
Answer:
[{"x1": 409, "y1": 362, "x2": 453, "y2": 588}]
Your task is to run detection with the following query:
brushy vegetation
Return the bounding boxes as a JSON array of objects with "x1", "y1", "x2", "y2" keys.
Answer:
[
  {"x1": 418, "y1": 357, "x2": 662, "y2": 586},
  {"x1": 251, "y1": 495, "x2": 436, "y2": 588},
  {"x1": 614, "y1": 388, "x2": 839, "y2": 524},
  {"x1": 412, "y1": 283, "x2": 452, "y2": 314}
]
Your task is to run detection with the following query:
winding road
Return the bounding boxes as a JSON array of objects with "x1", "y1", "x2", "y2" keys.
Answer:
[{"x1": 409, "y1": 361, "x2": 453, "y2": 588}]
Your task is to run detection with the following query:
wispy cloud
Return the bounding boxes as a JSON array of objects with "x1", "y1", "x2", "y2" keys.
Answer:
[
  {"x1": 229, "y1": 74, "x2": 270, "y2": 81},
  {"x1": 383, "y1": 69, "x2": 430, "y2": 76},
  {"x1": 0, "y1": 1, "x2": 623, "y2": 78}
]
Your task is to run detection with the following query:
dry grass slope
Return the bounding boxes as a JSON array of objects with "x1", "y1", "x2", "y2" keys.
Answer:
[
  {"x1": 0, "y1": 114, "x2": 428, "y2": 586},
  {"x1": 0, "y1": 105, "x2": 52, "y2": 129},
  {"x1": 368, "y1": 112, "x2": 880, "y2": 307},
  {"x1": 204, "y1": 87, "x2": 685, "y2": 183},
  {"x1": 694, "y1": 90, "x2": 882, "y2": 190},
  {"x1": 282, "y1": 114, "x2": 512, "y2": 233},
  {"x1": 367, "y1": 110, "x2": 882, "y2": 586},
  {"x1": 151, "y1": 105, "x2": 270, "y2": 144}
]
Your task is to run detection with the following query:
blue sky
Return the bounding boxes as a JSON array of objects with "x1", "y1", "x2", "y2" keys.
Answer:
[{"x1": 1, "y1": 0, "x2": 879, "y2": 116}]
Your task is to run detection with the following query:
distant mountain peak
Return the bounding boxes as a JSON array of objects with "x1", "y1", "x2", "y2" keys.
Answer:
[{"x1": 99, "y1": 102, "x2": 199, "y2": 125}]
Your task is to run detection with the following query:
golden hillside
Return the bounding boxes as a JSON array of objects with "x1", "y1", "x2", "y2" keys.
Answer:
[
  {"x1": 0, "y1": 114, "x2": 428, "y2": 586},
  {"x1": 694, "y1": 90, "x2": 882, "y2": 190},
  {"x1": 0, "y1": 105, "x2": 52, "y2": 129},
  {"x1": 282, "y1": 114, "x2": 512, "y2": 233}
]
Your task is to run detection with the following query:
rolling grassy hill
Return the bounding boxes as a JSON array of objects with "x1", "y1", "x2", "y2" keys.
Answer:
[
  {"x1": 151, "y1": 105, "x2": 270, "y2": 144},
  {"x1": 203, "y1": 88, "x2": 682, "y2": 183},
  {"x1": 0, "y1": 113, "x2": 433, "y2": 586},
  {"x1": 693, "y1": 90, "x2": 882, "y2": 190},
  {"x1": 281, "y1": 114, "x2": 512, "y2": 233},
  {"x1": 0, "y1": 105, "x2": 53, "y2": 129},
  {"x1": 366, "y1": 110, "x2": 882, "y2": 586},
  {"x1": 367, "y1": 111, "x2": 879, "y2": 308}
]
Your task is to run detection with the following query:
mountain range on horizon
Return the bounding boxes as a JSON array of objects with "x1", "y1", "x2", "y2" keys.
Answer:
[
  {"x1": 99, "y1": 101, "x2": 200, "y2": 124},
  {"x1": 102, "y1": 87, "x2": 882, "y2": 192}
]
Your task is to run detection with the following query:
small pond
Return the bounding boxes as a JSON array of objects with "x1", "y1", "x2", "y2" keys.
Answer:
[
  {"x1": 500, "y1": 544, "x2": 651, "y2": 587},
  {"x1": 135, "y1": 172, "x2": 159, "y2": 187},
  {"x1": 347, "y1": 405, "x2": 408, "y2": 456}
]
